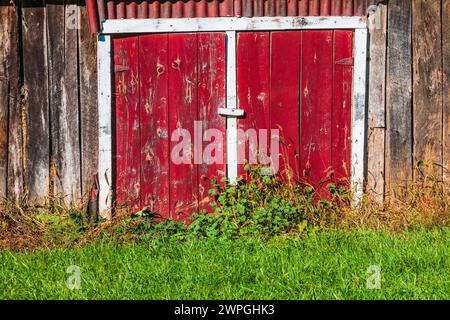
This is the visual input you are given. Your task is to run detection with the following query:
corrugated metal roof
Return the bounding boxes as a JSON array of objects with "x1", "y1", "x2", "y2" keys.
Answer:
[{"x1": 87, "y1": 0, "x2": 371, "y2": 32}]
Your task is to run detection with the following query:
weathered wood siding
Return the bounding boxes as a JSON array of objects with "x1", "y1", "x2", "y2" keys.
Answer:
[
  {"x1": 367, "y1": 0, "x2": 449, "y2": 200},
  {"x1": 0, "y1": 1, "x2": 448, "y2": 204},
  {"x1": 0, "y1": 1, "x2": 97, "y2": 203}
]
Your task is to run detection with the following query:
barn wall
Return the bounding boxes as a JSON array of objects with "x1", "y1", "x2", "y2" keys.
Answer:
[
  {"x1": 0, "y1": 0, "x2": 448, "y2": 204},
  {"x1": 367, "y1": 0, "x2": 449, "y2": 201}
]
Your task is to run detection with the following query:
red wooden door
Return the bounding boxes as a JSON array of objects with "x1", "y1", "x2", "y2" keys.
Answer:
[
  {"x1": 237, "y1": 30, "x2": 353, "y2": 194},
  {"x1": 113, "y1": 30, "x2": 353, "y2": 218},
  {"x1": 113, "y1": 33, "x2": 226, "y2": 219}
]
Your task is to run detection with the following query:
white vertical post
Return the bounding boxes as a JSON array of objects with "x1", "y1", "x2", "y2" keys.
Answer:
[
  {"x1": 97, "y1": 34, "x2": 112, "y2": 219},
  {"x1": 225, "y1": 31, "x2": 238, "y2": 184},
  {"x1": 352, "y1": 28, "x2": 368, "y2": 203}
]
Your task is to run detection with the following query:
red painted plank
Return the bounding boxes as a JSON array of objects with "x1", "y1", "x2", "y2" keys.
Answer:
[
  {"x1": 113, "y1": 37, "x2": 140, "y2": 209},
  {"x1": 300, "y1": 30, "x2": 333, "y2": 193},
  {"x1": 197, "y1": 33, "x2": 226, "y2": 213},
  {"x1": 168, "y1": 33, "x2": 199, "y2": 220},
  {"x1": 270, "y1": 31, "x2": 301, "y2": 182},
  {"x1": 139, "y1": 34, "x2": 170, "y2": 218},
  {"x1": 236, "y1": 32, "x2": 270, "y2": 178},
  {"x1": 332, "y1": 30, "x2": 353, "y2": 184}
]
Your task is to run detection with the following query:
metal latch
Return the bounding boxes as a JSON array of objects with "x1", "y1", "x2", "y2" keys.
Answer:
[{"x1": 218, "y1": 108, "x2": 245, "y2": 117}]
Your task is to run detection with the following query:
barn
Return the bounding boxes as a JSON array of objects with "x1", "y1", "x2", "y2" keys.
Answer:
[{"x1": 0, "y1": 1, "x2": 448, "y2": 220}]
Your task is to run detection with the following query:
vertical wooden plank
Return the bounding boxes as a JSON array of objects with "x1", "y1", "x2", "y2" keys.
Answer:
[
  {"x1": 300, "y1": 30, "x2": 333, "y2": 192},
  {"x1": 79, "y1": 1, "x2": 99, "y2": 197},
  {"x1": 412, "y1": 0, "x2": 443, "y2": 178},
  {"x1": 351, "y1": 28, "x2": 368, "y2": 203},
  {"x1": 139, "y1": 34, "x2": 170, "y2": 218},
  {"x1": 4, "y1": 1, "x2": 23, "y2": 200},
  {"x1": 443, "y1": 0, "x2": 450, "y2": 182},
  {"x1": 168, "y1": 33, "x2": 198, "y2": 220},
  {"x1": 98, "y1": 34, "x2": 112, "y2": 218},
  {"x1": 367, "y1": 3, "x2": 387, "y2": 203},
  {"x1": 197, "y1": 33, "x2": 226, "y2": 212},
  {"x1": 47, "y1": 3, "x2": 81, "y2": 203},
  {"x1": 332, "y1": 30, "x2": 352, "y2": 185},
  {"x1": 0, "y1": 5, "x2": 12, "y2": 197},
  {"x1": 386, "y1": 0, "x2": 412, "y2": 196},
  {"x1": 236, "y1": 32, "x2": 270, "y2": 177},
  {"x1": 22, "y1": 0, "x2": 50, "y2": 201},
  {"x1": 113, "y1": 36, "x2": 140, "y2": 209},
  {"x1": 270, "y1": 31, "x2": 301, "y2": 181}
]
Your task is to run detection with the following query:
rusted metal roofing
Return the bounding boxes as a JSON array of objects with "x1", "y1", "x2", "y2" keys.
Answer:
[{"x1": 87, "y1": 0, "x2": 371, "y2": 33}]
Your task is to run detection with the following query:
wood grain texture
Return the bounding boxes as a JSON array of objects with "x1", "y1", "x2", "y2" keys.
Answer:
[
  {"x1": 5, "y1": 2, "x2": 23, "y2": 200},
  {"x1": 79, "y1": 2, "x2": 99, "y2": 197},
  {"x1": 113, "y1": 36, "x2": 140, "y2": 209},
  {"x1": 385, "y1": 0, "x2": 412, "y2": 196},
  {"x1": 139, "y1": 34, "x2": 170, "y2": 218},
  {"x1": 444, "y1": 0, "x2": 450, "y2": 182},
  {"x1": 332, "y1": 30, "x2": 352, "y2": 185},
  {"x1": 412, "y1": 0, "x2": 442, "y2": 178},
  {"x1": 0, "y1": 5, "x2": 12, "y2": 197},
  {"x1": 236, "y1": 32, "x2": 270, "y2": 177},
  {"x1": 197, "y1": 33, "x2": 226, "y2": 213},
  {"x1": 367, "y1": 3, "x2": 386, "y2": 203},
  {"x1": 269, "y1": 31, "x2": 301, "y2": 181},
  {"x1": 48, "y1": 3, "x2": 81, "y2": 203},
  {"x1": 300, "y1": 30, "x2": 333, "y2": 193},
  {"x1": 22, "y1": 1, "x2": 50, "y2": 200},
  {"x1": 168, "y1": 33, "x2": 198, "y2": 220}
]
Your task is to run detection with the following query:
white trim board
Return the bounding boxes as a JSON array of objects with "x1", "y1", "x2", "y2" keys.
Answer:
[
  {"x1": 101, "y1": 16, "x2": 367, "y2": 34},
  {"x1": 351, "y1": 28, "x2": 368, "y2": 204},
  {"x1": 97, "y1": 18, "x2": 369, "y2": 217},
  {"x1": 97, "y1": 34, "x2": 112, "y2": 219}
]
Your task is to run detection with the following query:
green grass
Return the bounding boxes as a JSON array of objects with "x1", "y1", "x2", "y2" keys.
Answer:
[{"x1": 0, "y1": 228, "x2": 449, "y2": 299}]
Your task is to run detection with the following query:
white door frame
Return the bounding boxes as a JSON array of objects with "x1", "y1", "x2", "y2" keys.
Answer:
[{"x1": 97, "y1": 16, "x2": 368, "y2": 218}]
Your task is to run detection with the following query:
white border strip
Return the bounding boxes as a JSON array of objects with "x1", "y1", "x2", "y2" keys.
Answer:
[
  {"x1": 225, "y1": 31, "x2": 239, "y2": 184},
  {"x1": 351, "y1": 28, "x2": 368, "y2": 203},
  {"x1": 98, "y1": 34, "x2": 112, "y2": 218},
  {"x1": 102, "y1": 16, "x2": 367, "y2": 34}
]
